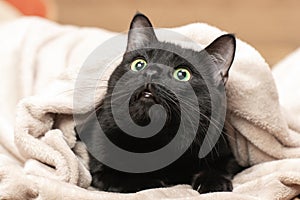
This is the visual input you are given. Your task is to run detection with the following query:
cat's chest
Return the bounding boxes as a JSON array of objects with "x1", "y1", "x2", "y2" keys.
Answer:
[
  {"x1": 98, "y1": 108, "x2": 182, "y2": 153},
  {"x1": 99, "y1": 149, "x2": 200, "y2": 183}
]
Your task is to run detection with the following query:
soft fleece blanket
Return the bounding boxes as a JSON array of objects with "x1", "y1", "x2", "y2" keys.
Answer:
[{"x1": 0, "y1": 17, "x2": 300, "y2": 200}]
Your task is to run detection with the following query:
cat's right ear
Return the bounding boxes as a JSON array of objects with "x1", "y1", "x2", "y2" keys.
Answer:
[{"x1": 126, "y1": 13, "x2": 158, "y2": 52}]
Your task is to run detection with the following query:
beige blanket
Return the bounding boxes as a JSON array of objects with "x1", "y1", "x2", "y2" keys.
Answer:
[{"x1": 1, "y1": 17, "x2": 300, "y2": 200}]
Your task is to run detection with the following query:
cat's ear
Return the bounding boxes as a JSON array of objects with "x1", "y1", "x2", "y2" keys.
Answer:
[
  {"x1": 126, "y1": 13, "x2": 158, "y2": 52},
  {"x1": 204, "y1": 34, "x2": 236, "y2": 84}
]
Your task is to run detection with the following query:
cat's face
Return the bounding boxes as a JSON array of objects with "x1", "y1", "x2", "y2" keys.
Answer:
[{"x1": 105, "y1": 13, "x2": 235, "y2": 135}]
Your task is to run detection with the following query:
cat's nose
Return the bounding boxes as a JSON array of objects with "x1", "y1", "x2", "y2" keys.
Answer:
[{"x1": 144, "y1": 65, "x2": 162, "y2": 80}]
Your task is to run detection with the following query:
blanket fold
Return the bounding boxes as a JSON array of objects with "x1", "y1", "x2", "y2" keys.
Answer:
[{"x1": 0, "y1": 17, "x2": 300, "y2": 200}]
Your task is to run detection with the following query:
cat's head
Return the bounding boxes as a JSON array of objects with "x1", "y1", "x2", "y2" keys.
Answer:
[{"x1": 106, "y1": 13, "x2": 235, "y2": 134}]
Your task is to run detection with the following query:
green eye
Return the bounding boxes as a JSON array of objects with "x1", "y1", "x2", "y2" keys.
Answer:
[
  {"x1": 130, "y1": 58, "x2": 147, "y2": 71},
  {"x1": 173, "y1": 68, "x2": 191, "y2": 81}
]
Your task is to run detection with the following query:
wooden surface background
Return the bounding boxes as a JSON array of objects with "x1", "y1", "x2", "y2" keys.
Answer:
[{"x1": 53, "y1": 0, "x2": 300, "y2": 66}]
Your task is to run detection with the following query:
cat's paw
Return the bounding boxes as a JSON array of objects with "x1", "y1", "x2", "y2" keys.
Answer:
[{"x1": 191, "y1": 171, "x2": 233, "y2": 193}]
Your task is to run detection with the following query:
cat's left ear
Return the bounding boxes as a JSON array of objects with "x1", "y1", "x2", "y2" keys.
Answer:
[
  {"x1": 126, "y1": 13, "x2": 158, "y2": 52},
  {"x1": 204, "y1": 34, "x2": 236, "y2": 85}
]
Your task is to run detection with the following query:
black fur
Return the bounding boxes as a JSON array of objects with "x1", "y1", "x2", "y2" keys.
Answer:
[{"x1": 76, "y1": 13, "x2": 243, "y2": 193}]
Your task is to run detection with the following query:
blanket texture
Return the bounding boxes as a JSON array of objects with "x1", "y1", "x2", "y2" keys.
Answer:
[{"x1": 0, "y1": 17, "x2": 300, "y2": 200}]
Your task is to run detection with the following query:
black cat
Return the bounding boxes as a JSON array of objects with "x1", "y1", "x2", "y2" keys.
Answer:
[{"x1": 76, "y1": 13, "x2": 243, "y2": 194}]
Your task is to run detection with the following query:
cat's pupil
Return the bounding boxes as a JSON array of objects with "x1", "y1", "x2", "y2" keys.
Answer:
[
  {"x1": 136, "y1": 62, "x2": 145, "y2": 70},
  {"x1": 177, "y1": 70, "x2": 187, "y2": 80}
]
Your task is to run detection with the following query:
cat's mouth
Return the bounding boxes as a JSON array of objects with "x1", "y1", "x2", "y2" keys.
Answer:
[
  {"x1": 135, "y1": 85, "x2": 158, "y2": 103},
  {"x1": 142, "y1": 89, "x2": 153, "y2": 98},
  {"x1": 138, "y1": 89, "x2": 156, "y2": 102}
]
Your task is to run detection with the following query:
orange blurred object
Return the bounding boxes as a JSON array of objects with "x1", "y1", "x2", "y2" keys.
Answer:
[{"x1": 5, "y1": 0, "x2": 47, "y2": 17}]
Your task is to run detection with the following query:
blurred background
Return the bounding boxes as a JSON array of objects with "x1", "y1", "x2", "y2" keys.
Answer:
[{"x1": 1, "y1": 0, "x2": 299, "y2": 66}]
